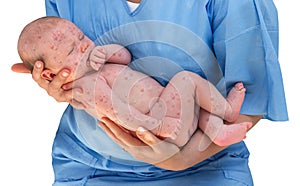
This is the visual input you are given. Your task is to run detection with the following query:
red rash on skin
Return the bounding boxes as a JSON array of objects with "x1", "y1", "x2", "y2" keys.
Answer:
[
  {"x1": 52, "y1": 31, "x2": 65, "y2": 42},
  {"x1": 67, "y1": 25, "x2": 77, "y2": 35}
]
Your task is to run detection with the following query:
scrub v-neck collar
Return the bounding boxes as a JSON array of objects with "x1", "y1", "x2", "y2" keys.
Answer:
[{"x1": 122, "y1": 0, "x2": 146, "y2": 16}]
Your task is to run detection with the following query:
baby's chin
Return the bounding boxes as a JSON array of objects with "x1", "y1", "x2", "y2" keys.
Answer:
[
  {"x1": 72, "y1": 65, "x2": 96, "y2": 82},
  {"x1": 73, "y1": 48, "x2": 95, "y2": 78}
]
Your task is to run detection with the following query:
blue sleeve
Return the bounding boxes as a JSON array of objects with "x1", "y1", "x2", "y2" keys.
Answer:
[
  {"x1": 207, "y1": 0, "x2": 288, "y2": 121},
  {"x1": 45, "y1": 0, "x2": 74, "y2": 21},
  {"x1": 45, "y1": 0, "x2": 59, "y2": 16}
]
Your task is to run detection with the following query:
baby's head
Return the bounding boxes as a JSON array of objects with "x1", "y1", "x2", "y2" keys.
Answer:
[{"x1": 17, "y1": 16, "x2": 95, "y2": 82}]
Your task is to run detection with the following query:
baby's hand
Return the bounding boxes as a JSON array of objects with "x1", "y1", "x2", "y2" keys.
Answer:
[{"x1": 89, "y1": 46, "x2": 107, "y2": 71}]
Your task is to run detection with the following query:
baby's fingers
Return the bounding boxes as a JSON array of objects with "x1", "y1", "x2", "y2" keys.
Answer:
[
  {"x1": 94, "y1": 48, "x2": 107, "y2": 58},
  {"x1": 90, "y1": 62, "x2": 104, "y2": 71}
]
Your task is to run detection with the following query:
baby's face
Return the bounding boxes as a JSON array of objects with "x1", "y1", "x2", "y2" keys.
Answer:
[{"x1": 40, "y1": 19, "x2": 95, "y2": 82}]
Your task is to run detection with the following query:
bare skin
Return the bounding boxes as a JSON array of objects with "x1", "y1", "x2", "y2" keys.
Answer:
[
  {"x1": 74, "y1": 64, "x2": 251, "y2": 147},
  {"x1": 13, "y1": 56, "x2": 252, "y2": 149},
  {"x1": 99, "y1": 113, "x2": 262, "y2": 170},
  {"x1": 127, "y1": 0, "x2": 141, "y2": 3},
  {"x1": 12, "y1": 12, "x2": 261, "y2": 169},
  {"x1": 16, "y1": 17, "x2": 251, "y2": 148},
  {"x1": 155, "y1": 114, "x2": 262, "y2": 170},
  {"x1": 198, "y1": 83, "x2": 252, "y2": 147},
  {"x1": 12, "y1": 60, "x2": 261, "y2": 169}
]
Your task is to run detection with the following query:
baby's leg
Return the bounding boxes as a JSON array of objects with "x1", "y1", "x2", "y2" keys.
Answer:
[
  {"x1": 147, "y1": 87, "x2": 182, "y2": 139},
  {"x1": 223, "y1": 82, "x2": 246, "y2": 122},
  {"x1": 149, "y1": 71, "x2": 197, "y2": 142},
  {"x1": 152, "y1": 117, "x2": 182, "y2": 140},
  {"x1": 186, "y1": 72, "x2": 245, "y2": 122},
  {"x1": 198, "y1": 109, "x2": 252, "y2": 147}
]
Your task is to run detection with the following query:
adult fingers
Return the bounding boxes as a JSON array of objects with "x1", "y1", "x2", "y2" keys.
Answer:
[
  {"x1": 11, "y1": 63, "x2": 31, "y2": 73},
  {"x1": 97, "y1": 120, "x2": 127, "y2": 148},
  {"x1": 47, "y1": 69, "x2": 70, "y2": 92},
  {"x1": 136, "y1": 127, "x2": 161, "y2": 147},
  {"x1": 100, "y1": 118, "x2": 144, "y2": 147},
  {"x1": 62, "y1": 81, "x2": 74, "y2": 90},
  {"x1": 45, "y1": 68, "x2": 71, "y2": 102},
  {"x1": 136, "y1": 127, "x2": 180, "y2": 161},
  {"x1": 32, "y1": 61, "x2": 50, "y2": 90}
]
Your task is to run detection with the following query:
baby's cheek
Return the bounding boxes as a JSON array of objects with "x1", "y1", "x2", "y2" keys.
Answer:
[
  {"x1": 69, "y1": 56, "x2": 84, "y2": 76},
  {"x1": 70, "y1": 56, "x2": 81, "y2": 66}
]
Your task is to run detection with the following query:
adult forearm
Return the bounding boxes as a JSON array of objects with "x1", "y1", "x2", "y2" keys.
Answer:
[
  {"x1": 155, "y1": 130, "x2": 225, "y2": 170},
  {"x1": 155, "y1": 114, "x2": 262, "y2": 170}
]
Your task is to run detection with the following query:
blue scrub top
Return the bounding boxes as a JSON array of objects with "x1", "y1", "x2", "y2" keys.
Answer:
[{"x1": 46, "y1": 0, "x2": 288, "y2": 185}]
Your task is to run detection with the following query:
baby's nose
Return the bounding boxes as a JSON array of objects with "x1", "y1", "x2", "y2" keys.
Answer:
[{"x1": 80, "y1": 43, "x2": 88, "y2": 53}]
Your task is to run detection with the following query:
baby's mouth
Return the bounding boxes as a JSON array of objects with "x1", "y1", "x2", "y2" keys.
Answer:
[
  {"x1": 82, "y1": 45, "x2": 93, "y2": 67},
  {"x1": 73, "y1": 45, "x2": 95, "y2": 80}
]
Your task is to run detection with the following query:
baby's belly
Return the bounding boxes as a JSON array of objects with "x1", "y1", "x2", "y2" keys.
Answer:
[
  {"x1": 127, "y1": 77, "x2": 164, "y2": 114},
  {"x1": 105, "y1": 65, "x2": 164, "y2": 114}
]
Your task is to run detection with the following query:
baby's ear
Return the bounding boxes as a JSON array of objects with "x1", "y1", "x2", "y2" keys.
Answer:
[{"x1": 41, "y1": 69, "x2": 56, "y2": 81}]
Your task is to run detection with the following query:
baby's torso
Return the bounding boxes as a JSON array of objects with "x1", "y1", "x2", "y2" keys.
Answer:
[{"x1": 100, "y1": 64, "x2": 164, "y2": 114}]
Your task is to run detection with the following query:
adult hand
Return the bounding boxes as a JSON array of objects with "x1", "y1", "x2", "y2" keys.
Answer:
[
  {"x1": 11, "y1": 61, "x2": 81, "y2": 104},
  {"x1": 99, "y1": 111, "x2": 262, "y2": 171},
  {"x1": 11, "y1": 63, "x2": 31, "y2": 73},
  {"x1": 98, "y1": 117, "x2": 180, "y2": 165}
]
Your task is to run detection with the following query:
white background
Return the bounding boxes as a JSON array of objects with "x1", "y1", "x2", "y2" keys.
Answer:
[{"x1": 0, "y1": 1, "x2": 298, "y2": 185}]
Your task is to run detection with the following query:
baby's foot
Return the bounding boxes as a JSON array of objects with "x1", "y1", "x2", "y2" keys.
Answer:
[
  {"x1": 153, "y1": 117, "x2": 182, "y2": 140},
  {"x1": 224, "y1": 82, "x2": 246, "y2": 122},
  {"x1": 212, "y1": 122, "x2": 252, "y2": 147}
]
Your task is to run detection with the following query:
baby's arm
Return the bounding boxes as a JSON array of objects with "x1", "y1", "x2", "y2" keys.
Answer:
[
  {"x1": 88, "y1": 75, "x2": 170, "y2": 135},
  {"x1": 89, "y1": 44, "x2": 131, "y2": 71},
  {"x1": 75, "y1": 71, "x2": 160, "y2": 131},
  {"x1": 75, "y1": 71, "x2": 180, "y2": 139}
]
